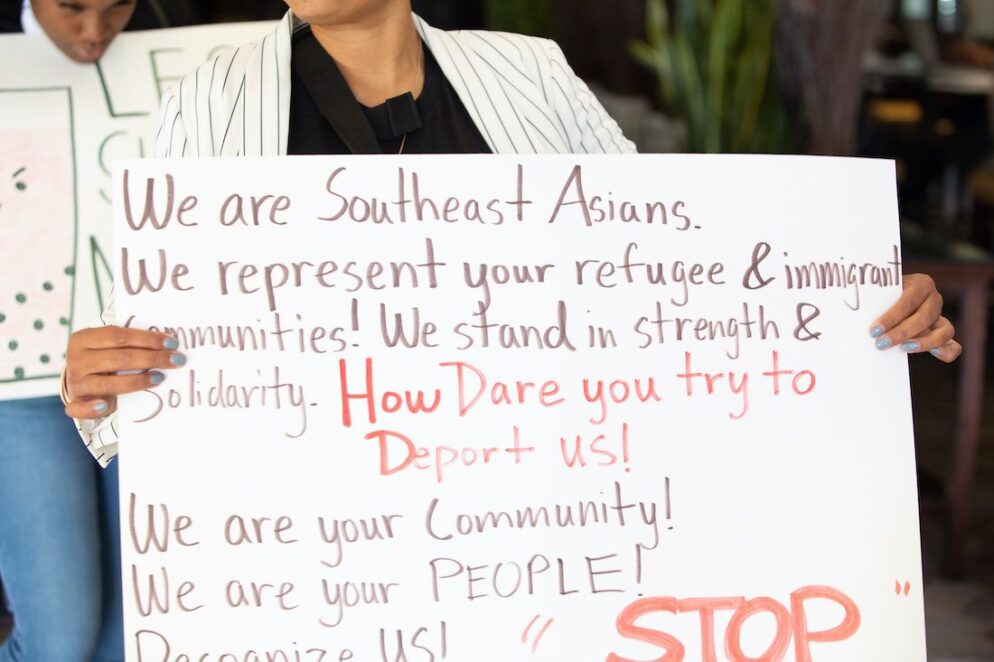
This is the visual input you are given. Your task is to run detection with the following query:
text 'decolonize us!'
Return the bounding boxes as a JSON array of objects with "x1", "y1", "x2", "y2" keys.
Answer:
[{"x1": 113, "y1": 154, "x2": 923, "y2": 662}]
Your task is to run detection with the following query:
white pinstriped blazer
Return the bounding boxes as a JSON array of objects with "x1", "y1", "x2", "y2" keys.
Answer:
[{"x1": 78, "y1": 10, "x2": 637, "y2": 466}]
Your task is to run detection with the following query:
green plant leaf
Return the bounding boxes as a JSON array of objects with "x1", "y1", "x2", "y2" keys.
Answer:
[
  {"x1": 673, "y1": 30, "x2": 705, "y2": 151},
  {"x1": 630, "y1": 40, "x2": 677, "y2": 107},
  {"x1": 646, "y1": 0, "x2": 668, "y2": 46},
  {"x1": 706, "y1": 0, "x2": 744, "y2": 152},
  {"x1": 731, "y1": 1, "x2": 774, "y2": 151},
  {"x1": 634, "y1": 0, "x2": 789, "y2": 153}
]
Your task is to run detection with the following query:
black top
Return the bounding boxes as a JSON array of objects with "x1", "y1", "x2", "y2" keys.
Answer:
[
  {"x1": 0, "y1": 0, "x2": 19, "y2": 32},
  {"x1": 288, "y1": 26, "x2": 491, "y2": 156}
]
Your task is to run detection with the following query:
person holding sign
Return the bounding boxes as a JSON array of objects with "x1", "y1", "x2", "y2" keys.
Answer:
[
  {"x1": 0, "y1": 2, "x2": 194, "y2": 661},
  {"x1": 63, "y1": 0, "x2": 961, "y2": 439},
  {"x1": 56, "y1": 2, "x2": 961, "y2": 658},
  {"x1": 0, "y1": 0, "x2": 199, "y2": 61}
]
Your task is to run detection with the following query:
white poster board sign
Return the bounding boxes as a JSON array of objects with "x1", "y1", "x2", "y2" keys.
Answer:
[
  {"x1": 0, "y1": 22, "x2": 272, "y2": 399},
  {"x1": 115, "y1": 154, "x2": 925, "y2": 661}
]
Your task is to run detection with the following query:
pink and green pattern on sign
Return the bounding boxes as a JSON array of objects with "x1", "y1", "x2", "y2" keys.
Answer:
[{"x1": 0, "y1": 123, "x2": 76, "y2": 383}]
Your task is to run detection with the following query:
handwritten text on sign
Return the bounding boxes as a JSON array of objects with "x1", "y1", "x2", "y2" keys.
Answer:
[{"x1": 115, "y1": 155, "x2": 925, "y2": 661}]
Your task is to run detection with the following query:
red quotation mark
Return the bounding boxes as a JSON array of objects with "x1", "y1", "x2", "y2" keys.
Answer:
[
  {"x1": 894, "y1": 580, "x2": 911, "y2": 596},
  {"x1": 521, "y1": 615, "x2": 554, "y2": 653}
]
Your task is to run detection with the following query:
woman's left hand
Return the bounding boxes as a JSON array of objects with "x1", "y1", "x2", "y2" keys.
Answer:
[{"x1": 869, "y1": 273, "x2": 961, "y2": 363}]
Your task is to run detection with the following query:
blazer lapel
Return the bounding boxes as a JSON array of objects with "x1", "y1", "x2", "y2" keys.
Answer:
[
  {"x1": 241, "y1": 11, "x2": 293, "y2": 156},
  {"x1": 273, "y1": 13, "x2": 293, "y2": 156},
  {"x1": 414, "y1": 16, "x2": 569, "y2": 154}
]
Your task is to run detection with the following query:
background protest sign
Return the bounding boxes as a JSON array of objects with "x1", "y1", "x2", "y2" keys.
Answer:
[
  {"x1": 0, "y1": 22, "x2": 271, "y2": 399},
  {"x1": 114, "y1": 154, "x2": 925, "y2": 661}
]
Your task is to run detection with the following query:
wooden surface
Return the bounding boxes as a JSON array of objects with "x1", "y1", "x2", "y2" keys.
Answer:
[{"x1": 907, "y1": 260, "x2": 994, "y2": 577}]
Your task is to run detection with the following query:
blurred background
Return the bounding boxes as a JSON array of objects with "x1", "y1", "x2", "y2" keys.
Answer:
[{"x1": 4, "y1": 0, "x2": 993, "y2": 658}]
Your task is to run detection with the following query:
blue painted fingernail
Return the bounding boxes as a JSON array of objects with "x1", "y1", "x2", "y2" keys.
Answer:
[
  {"x1": 93, "y1": 401, "x2": 108, "y2": 413},
  {"x1": 930, "y1": 348, "x2": 943, "y2": 357},
  {"x1": 170, "y1": 353, "x2": 186, "y2": 366},
  {"x1": 149, "y1": 372, "x2": 165, "y2": 385},
  {"x1": 901, "y1": 342, "x2": 920, "y2": 352},
  {"x1": 163, "y1": 337, "x2": 179, "y2": 350},
  {"x1": 876, "y1": 337, "x2": 893, "y2": 350},
  {"x1": 870, "y1": 325, "x2": 886, "y2": 338}
]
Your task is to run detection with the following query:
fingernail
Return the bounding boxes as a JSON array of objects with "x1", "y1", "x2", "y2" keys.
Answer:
[
  {"x1": 876, "y1": 337, "x2": 893, "y2": 350},
  {"x1": 901, "y1": 342, "x2": 920, "y2": 352},
  {"x1": 169, "y1": 353, "x2": 187, "y2": 366},
  {"x1": 163, "y1": 337, "x2": 179, "y2": 350},
  {"x1": 870, "y1": 325, "x2": 886, "y2": 338},
  {"x1": 93, "y1": 401, "x2": 108, "y2": 413},
  {"x1": 149, "y1": 371, "x2": 166, "y2": 385},
  {"x1": 930, "y1": 347, "x2": 943, "y2": 357}
]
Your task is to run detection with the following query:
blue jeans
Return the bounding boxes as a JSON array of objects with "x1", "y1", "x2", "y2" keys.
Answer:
[{"x1": 0, "y1": 397, "x2": 123, "y2": 661}]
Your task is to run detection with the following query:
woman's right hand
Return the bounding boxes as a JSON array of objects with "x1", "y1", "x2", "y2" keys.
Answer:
[{"x1": 63, "y1": 326, "x2": 185, "y2": 420}]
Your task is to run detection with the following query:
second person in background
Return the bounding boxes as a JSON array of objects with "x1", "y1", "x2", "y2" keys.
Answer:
[{"x1": 0, "y1": 2, "x2": 197, "y2": 660}]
